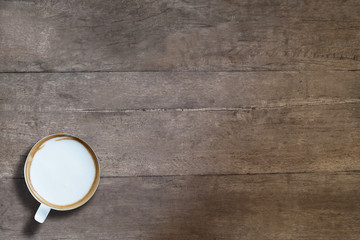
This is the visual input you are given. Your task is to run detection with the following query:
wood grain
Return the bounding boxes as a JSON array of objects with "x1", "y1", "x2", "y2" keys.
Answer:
[
  {"x1": 0, "y1": 71, "x2": 304, "y2": 112},
  {"x1": 1, "y1": 103, "x2": 359, "y2": 178},
  {"x1": 1, "y1": 173, "x2": 360, "y2": 239},
  {"x1": 1, "y1": 0, "x2": 359, "y2": 238},
  {"x1": 1, "y1": 0, "x2": 359, "y2": 72},
  {"x1": 1, "y1": 71, "x2": 359, "y2": 113}
]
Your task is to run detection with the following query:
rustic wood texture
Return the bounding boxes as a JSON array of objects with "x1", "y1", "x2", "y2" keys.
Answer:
[
  {"x1": 1, "y1": 0, "x2": 359, "y2": 72},
  {"x1": 1, "y1": 71, "x2": 359, "y2": 112},
  {"x1": 1, "y1": 0, "x2": 359, "y2": 239},
  {"x1": 1, "y1": 103, "x2": 360, "y2": 178},
  {"x1": 2, "y1": 173, "x2": 360, "y2": 240}
]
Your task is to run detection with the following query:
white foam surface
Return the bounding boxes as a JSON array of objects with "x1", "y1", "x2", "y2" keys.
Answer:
[{"x1": 30, "y1": 137, "x2": 96, "y2": 206}]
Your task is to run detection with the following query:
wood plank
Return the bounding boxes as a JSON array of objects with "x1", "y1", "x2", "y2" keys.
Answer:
[
  {"x1": 1, "y1": 103, "x2": 359, "y2": 178},
  {"x1": 1, "y1": 0, "x2": 359, "y2": 72},
  {"x1": 1, "y1": 71, "x2": 306, "y2": 112},
  {"x1": 1, "y1": 173, "x2": 360, "y2": 239},
  {"x1": 1, "y1": 71, "x2": 359, "y2": 112}
]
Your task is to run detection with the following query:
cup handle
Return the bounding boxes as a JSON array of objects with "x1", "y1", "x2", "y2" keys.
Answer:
[{"x1": 34, "y1": 203, "x2": 51, "y2": 223}]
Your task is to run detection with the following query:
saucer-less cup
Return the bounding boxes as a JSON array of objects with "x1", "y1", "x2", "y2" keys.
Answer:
[{"x1": 24, "y1": 134, "x2": 100, "y2": 223}]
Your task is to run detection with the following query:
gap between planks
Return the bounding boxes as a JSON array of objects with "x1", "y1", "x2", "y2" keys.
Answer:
[
  {"x1": 1, "y1": 70, "x2": 360, "y2": 74},
  {"x1": 1, "y1": 98, "x2": 359, "y2": 113},
  {"x1": 7, "y1": 170, "x2": 360, "y2": 180}
]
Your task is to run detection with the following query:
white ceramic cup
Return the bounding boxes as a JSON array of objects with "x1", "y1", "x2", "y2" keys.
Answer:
[{"x1": 24, "y1": 134, "x2": 100, "y2": 223}]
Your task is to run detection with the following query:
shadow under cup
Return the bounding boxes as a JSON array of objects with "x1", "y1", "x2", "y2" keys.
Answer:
[{"x1": 24, "y1": 134, "x2": 100, "y2": 223}]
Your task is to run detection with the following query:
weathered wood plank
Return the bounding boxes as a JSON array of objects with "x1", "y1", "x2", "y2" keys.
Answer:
[
  {"x1": 1, "y1": 173, "x2": 360, "y2": 239},
  {"x1": 1, "y1": 0, "x2": 359, "y2": 72},
  {"x1": 1, "y1": 71, "x2": 359, "y2": 112},
  {"x1": 1, "y1": 71, "x2": 306, "y2": 112},
  {"x1": 1, "y1": 103, "x2": 359, "y2": 178}
]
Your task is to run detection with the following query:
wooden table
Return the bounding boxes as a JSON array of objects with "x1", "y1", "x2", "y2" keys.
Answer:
[{"x1": 1, "y1": 1, "x2": 359, "y2": 239}]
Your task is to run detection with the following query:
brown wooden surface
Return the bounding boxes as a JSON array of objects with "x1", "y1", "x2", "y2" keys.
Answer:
[
  {"x1": 1, "y1": 0, "x2": 360, "y2": 239},
  {"x1": 2, "y1": 173, "x2": 360, "y2": 240},
  {"x1": 0, "y1": 0, "x2": 359, "y2": 72},
  {"x1": 1, "y1": 71, "x2": 360, "y2": 112},
  {"x1": 1, "y1": 103, "x2": 360, "y2": 178}
]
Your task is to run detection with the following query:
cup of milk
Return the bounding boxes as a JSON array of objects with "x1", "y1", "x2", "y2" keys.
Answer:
[{"x1": 24, "y1": 134, "x2": 100, "y2": 223}]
